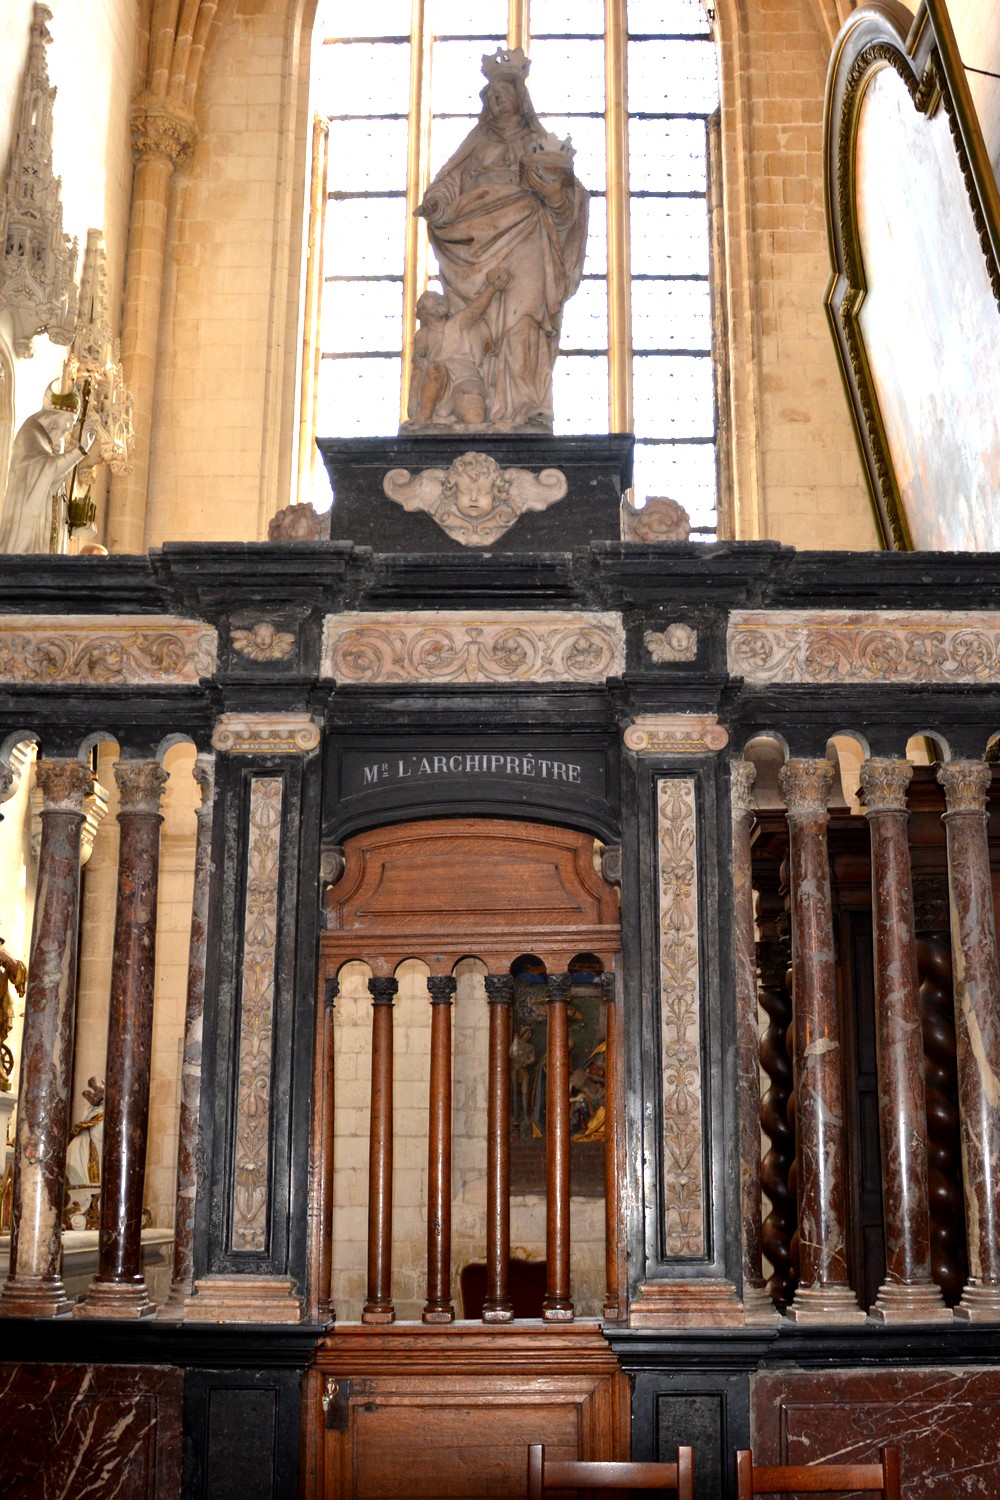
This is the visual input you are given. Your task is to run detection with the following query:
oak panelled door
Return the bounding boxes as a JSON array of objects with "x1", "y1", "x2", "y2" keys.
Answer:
[{"x1": 303, "y1": 818, "x2": 629, "y2": 1500}]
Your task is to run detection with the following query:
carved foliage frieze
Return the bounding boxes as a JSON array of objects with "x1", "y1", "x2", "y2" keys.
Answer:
[
  {"x1": 322, "y1": 611, "x2": 625, "y2": 685},
  {"x1": 657, "y1": 776, "x2": 705, "y2": 1257},
  {"x1": 231, "y1": 776, "x2": 283, "y2": 1253},
  {"x1": 729, "y1": 611, "x2": 1000, "y2": 685},
  {"x1": 0, "y1": 616, "x2": 216, "y2": 686}
]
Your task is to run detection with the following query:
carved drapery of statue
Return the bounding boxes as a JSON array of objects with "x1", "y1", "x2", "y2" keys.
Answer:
[{"x1": 410, "y1": 48, "x2": 588, "y2": 434}]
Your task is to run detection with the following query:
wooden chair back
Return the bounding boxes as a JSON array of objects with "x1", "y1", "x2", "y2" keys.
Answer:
[
  {"x1": 734, "y1": 1447, "x2": 901, "y2": 1498},
  {"x1": 527, "y1": 1443, "x2": 695, "y2": 1499}
]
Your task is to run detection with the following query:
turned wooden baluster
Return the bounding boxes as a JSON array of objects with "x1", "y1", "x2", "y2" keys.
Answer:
[
  {"x1": 543, "y1": 971, "x2": 573, "y2": 1321},
  {"x1": 483, "y1": 974, "x2": 513, "y2": 1321},
  {"x1": 424, "y1": 974, "x2": 456, "y2": 1323},
  {"x1": 599, "y1": 970, "x2": 621, "y2": 1319},
  {"x1": 363, "y1": 975, "x2": 397, "y2": 1324}
]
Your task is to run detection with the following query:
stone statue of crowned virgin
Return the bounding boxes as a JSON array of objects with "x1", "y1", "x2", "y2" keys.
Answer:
[{"x1": 409, "y1": 46, "x2": 589, "y2": 434}]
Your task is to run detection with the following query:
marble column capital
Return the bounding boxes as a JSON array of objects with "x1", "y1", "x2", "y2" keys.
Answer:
[
  {"x1": 130, "y1": 96, "x2": 196, "y2": 169},
  {"x1": 114, "y1": 758, "x2": 168, "y2": 817},
  {"x1": 598, "y1": 972, "x2": 616, "y2": 1004},
  {"x1": 859, "y1": 757, "x2": 913, "y2": 814},
  {"x1": 778, "y1": 758, "x2": 834, "y2": 821},
  {"x1": 731, "y1": 758, "x2": 757, "y2": 818},
  {"x1": 192, "y1": 752, "x2": 215, "y2": 807},
  {"x1": 324, "y1": 976, "x2": 340, "y2": 1008},
  {"x1": 427, "y1": 976, "x2": 457, "y2": 1005},
  {"x1": 547, "y1": 972, "x2": 572, "y2": 1003},
  {"x1": 368, "y1": 976, "x2": 398, "y2": 1006},
  {"x1": 484, "y1": 975, "x2": 513, "y2": 1005},
  {"x1": 34, "y1": 758, "x2": 93, "y2": 811},
  {"x1": 938, "y1": 760, "x2": 992, "y2": 814}
]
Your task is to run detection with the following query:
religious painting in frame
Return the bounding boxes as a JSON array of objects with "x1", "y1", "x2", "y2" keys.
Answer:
[{"x1": 825, "y1": 0, "x2": 1000, "y2": 550}]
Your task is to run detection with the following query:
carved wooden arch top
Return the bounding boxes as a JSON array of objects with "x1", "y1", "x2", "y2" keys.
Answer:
[{"x1": 322, "y1": 817, "x2": 620, "y2": 977}]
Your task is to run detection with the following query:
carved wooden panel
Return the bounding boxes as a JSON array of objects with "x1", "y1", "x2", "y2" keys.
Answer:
[
  {"x1": 303, "y1": 1325, "x2": 629, "y2": 1500},
  {"x1": 323, "y1": 818, "x2": 619, "y2": 974}
]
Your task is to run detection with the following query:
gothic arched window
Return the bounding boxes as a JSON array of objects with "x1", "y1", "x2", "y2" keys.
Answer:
[{"x1": 305, "y1": 0, "x2": 720, "y2": 534}]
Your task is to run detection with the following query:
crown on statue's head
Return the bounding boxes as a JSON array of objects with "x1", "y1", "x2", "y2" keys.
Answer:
[{"x1": 481, "y1": 46, "x2": 530, "y2": 84}]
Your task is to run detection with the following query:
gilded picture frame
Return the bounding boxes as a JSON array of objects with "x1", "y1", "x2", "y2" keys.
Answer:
[{"x1": 824, "y1": 0, "x2": 1000, "y2": 550}]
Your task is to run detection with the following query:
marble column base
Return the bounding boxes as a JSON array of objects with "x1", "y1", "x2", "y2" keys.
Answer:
[
  {"x1": 155, "y1": 1279, "x2": 192, "y2": 1323},
  {"x1": 954, "y1": 1279, "x2": 1000, "y2": 1322},
  {"x1": 74, "y1": 1277, "x2": 156, "y2": 1320},
  {"x1": 630, "y1": 1278, "x2": 744, "y2": 1328},
  {"x1": 187, "y1": 1275, "x2": 302, "y2": 1323},
  {"x1": 742, "y1": 1282, "x2": 782, "y2": 1326},
  {"x1": 0, "y1": 1275, "x2": 72, "y2": 1318},
  {"x1": 869, "y1": 1279, "x2": 952, "y2": 1323},
  {"x1": 784, "y1": 1283, "x2": 866, "y2": 1324}
]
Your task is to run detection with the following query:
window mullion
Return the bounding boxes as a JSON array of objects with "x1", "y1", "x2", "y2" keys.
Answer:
[
  {"x1": 401, "y1": 0, "x2": 434, "y2": 423},
  {"x1": 509, "y1": 0, "x2": 529, "y2": 52},
  {"x1": 605, "y1": 0, "x2": 632, "y2": 435}
]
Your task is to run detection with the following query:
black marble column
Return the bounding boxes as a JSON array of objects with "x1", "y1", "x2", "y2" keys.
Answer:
[{"x1": 0, "y1": 758, "x2": 93, "y2": 1317}]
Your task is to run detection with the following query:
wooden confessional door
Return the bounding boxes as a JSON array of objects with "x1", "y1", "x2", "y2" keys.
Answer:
[{"x1": 303, "y1": 817, "x2": 629, "y2": 1500}]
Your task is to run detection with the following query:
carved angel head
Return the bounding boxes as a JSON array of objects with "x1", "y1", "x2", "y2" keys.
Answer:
[{"x1": 441, "y1": 452, "x2": 510, "y2": 519}]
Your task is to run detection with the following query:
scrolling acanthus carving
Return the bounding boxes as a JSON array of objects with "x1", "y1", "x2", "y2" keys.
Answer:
[
  {"x1": 383, "y1": 453, "x2": 568, "y2": 547},
  {"x1": 729, "y1": 610, "x2": 1000, "y2": 685},
  {"x1": 0, "y1": 616, "x2": 216, "y2": 685}
]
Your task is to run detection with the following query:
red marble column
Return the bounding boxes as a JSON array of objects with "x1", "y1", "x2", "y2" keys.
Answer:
[
  {"x1": 732, "y1": 759, "x2": 779, "y2": 1325},
  {"x1": 160, "y1": 753, "x2": 214, "y2": 1320},
  {"x1": 543, "y1": 971, "x2": 573, "y2": 1321},
  {"x1": 938, "y1": 760, "x2": 1000, "y2": 1321},
  {"x1": 483, "y1": 973, "x2": 513, "y2": 1322},
  {"x1": 860, "y1": 758, "x2": 949, "y2": 1322},
  {"x1": 778, "y1": 758, "x2": 864, "y2": 1324},
  {"x1": 363, "y1": 975, "x2": 397, "y2": 1324},
  {"x1": 424, "y1": 973, "x2": 456, "y2": 1323},
  {"x1": 598, "y1": 970, "x2": 622, "y2": 1321},
  {"x1": 0, "y1": 757, "x2": 93, "y2": 1317},
  {"x1": 76, "y1": 757, "x2": 167, "y2": 1319}
]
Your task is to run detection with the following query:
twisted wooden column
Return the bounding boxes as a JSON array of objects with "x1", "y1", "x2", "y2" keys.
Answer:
[
  {"x1": 779, "y1": 759, "x2": 864, "y2": 1323},
  {"x1": 0, "y1": 758, "x2": 93, "y2": 1317},
  {"x1": 756, "y1": 878, "x2": 797, "y2": 1310},
  {"x1": 483, "y1": 974, "x2": 513, "y2": 1321},
  {"x1": 363, "y1": 975, "x2": 397, "y2": 1324},
  {"x1": 938, "y1": 761, "x2": 1000, "y2": 1320},
  {"x1": 543, "y1": 972, "x2": 573, "y2": 1321},
  {"x1": 732, "y1": 760, "x2": 778, "y2": 1324},
  {"x1": 77, "y1": 759, "x2": 167, "y2": 1319},
  {"x1": 424, "y1": 974, "x2": 456, "y2": 1323},
  {"x1": 161, "y1": 753, "x2": 214, "y2": 1319},
  {"x1": 860, "y1": 759, "x2": 949, "y2": 1322}
]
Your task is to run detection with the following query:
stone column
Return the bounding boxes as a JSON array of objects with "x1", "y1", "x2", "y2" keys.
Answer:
[
  {"x1": 938, "y1": 760, "x2": 1000, "y2": 1320},
  {"x1": 860, "y1": 759, "x2": 949, "y2": 1322},
  {"x1": 483, "y1": 974, "x2": 513, "y2": 1321},
  {"x1": 106, "y1": 101, "x2": 194, "y2": 553},
  {"x1": 161, "y1": 754, "x2": 215, "y2": 1320},
  {"x1": 0, "y1": 758, "x2": 93, "y2": 1317},
  {"x1": 779, "y1": 758, "x2": 864, "y2": 1324},
  {"x1": 731, "y1": 759, "x2": 779, "y2": 1325},
  {"x1": 363, "y1": 975, "x2": 397, "y2": 1324},
  {"x1": 424, "y1": 974, "x2": 456, "y2": 1323},
  {"x1": 76, "y1": 758, "x2": 168, "y2": 1319}
]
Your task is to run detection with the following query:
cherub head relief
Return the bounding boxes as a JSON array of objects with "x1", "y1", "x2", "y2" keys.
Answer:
[{"x1": 382, "y1": 451, "x2": 568, "y2": 547}]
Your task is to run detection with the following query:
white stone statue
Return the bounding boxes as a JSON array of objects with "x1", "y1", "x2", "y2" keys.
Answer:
[
  {"x1": 0, "y1": 390, "x2": 96, "y2": 554},
  {"x1": 411, "y1": 47, "x2": 589, "y2": 433}
]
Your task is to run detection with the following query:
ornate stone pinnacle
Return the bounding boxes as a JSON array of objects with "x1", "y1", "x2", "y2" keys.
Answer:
[
  {"x1": 130, "y1": 98, "x2": 196, "y2": 169},
  {"x1": 938, "y1": 760, "x2": 992, "y2": 813},
  {"x1": 731, "y1": 758, "x2": 757, "y2": 817},
  {"x1": 114, "y1": 758, "x2": 168, "y2": 816},
  {"x1": 859, "y1": 757, "x2": 912, "y2": 814},
  {"x1": 34, "y1": 758, "x2": 93, "y2": 811},
  {"x1": 777, "y1": 758, "x2": 834, "y2": 820}
]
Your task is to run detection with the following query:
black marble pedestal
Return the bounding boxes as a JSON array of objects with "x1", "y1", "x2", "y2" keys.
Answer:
[{"x1": 317, "y1": 433, "x2": 633, "y2": 552}]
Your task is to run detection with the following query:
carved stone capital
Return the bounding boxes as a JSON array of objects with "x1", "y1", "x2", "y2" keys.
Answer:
[
  {"x1": 730, "y1": 759, "x2": 757, "y2": 818},
  {"x1": 130, "y1": 97, "x2": 196, "y2": 168},
  {"x1": 547, "y1": 973, "x2": 572, "y2": 1003},
  {"x1": 427, "y1": 976, "x2": 457, "y2": 1005},
  {"x1": 114, "y1": 758, "x2": 168, "y2": 817},
  {"x1": 484, "y1": 975, "x2": 513, "y2": 1005},
  {"x1": 368, "y1": 977, "x2": 398, "y2": 1006},
  {"x1": 34, "y1": 757, "x2": 93, "y2": 812},
  {"x1": 192, "y1": 753, "x2": 215, "y2": 810},
  {"x1": 778, "y1": 758, "x2": 834, "y2": 820},
  {"x1": 598, "y1": 972, "x2": 616, "y2": 1004},
  {"x1": 644, "y1": 623, "x2": 698, "y2": 663},
  {"x1": 324, "y1": 976, "x2": 340, "y2": 1008},
  {"x1": 859, "y1": 757, "x2": 912, "y2": 814},
  {"x1": 624, "y1": 714, "x2": 729, "y2": 755},
  {"x1": 938, "y1": 759, "x2": 992, "y2": 813},
  {"x1": 211, "y1": 713, "x2": 320, "y2": 755}
]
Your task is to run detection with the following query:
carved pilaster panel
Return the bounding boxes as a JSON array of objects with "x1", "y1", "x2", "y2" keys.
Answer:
[{"x1": 230, "y1": 776, "x2": 283, "y2": 1253}]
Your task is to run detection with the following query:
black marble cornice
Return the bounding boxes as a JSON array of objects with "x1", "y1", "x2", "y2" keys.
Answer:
[
  {"x1": 0, "y1": 1317, "x2": 327, "y2": 1369},
  {"x1": 606, "y1": 1320, "x2": 1000, "y2": 1372},
  {"x1": 363, "y1": 550, "x2": 588, "y2": 608},
  {"x1": 588, "y1": 541, "x2": 791, "y2": 609},
  {"x1": 153, "y1": 541, "x2": 371, "y2": 620},
  {"x1": 325, "y1": 682, "x2": 620, "y2": 733},
  {"x1": 768, "y1": 548, "x2": 1000, "y2": 611},
  {"x1": 0, "y1": 554, "x2": 163, "y2": 614}
]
